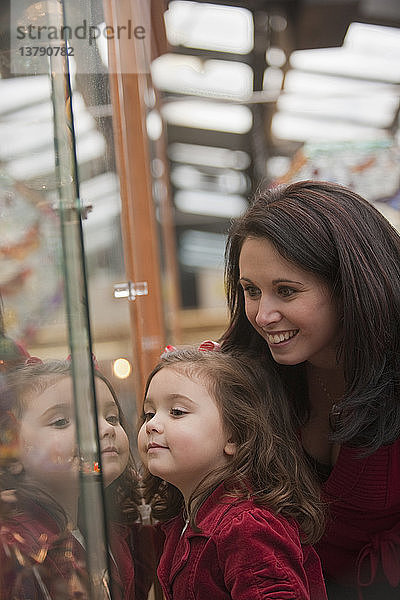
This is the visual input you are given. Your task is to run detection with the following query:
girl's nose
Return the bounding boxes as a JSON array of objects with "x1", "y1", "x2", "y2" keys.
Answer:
[
  {"x1": 99, "y1": 417, "x2": 116, "y2": 438},
  {"x1": 145, "y1": 414, "x2": 163, "y2": 434},
  {"x1": 255, "y1": 297, "x2": 282, "y2": 328}
]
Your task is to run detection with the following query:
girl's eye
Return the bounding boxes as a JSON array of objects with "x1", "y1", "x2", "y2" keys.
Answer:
[
  {"x1": 106, "y1": 415, "x2": 119, "y2": 425},
  {"x1": 50, "y1": 417, "x2": 70, "y2": 428},
  {"x1": 144, "y1": 411, "x2": 155, "y2": 421},
  {"x1": 170, "y1": 408, "x2": 187, "y2": 417},
  {"x1": 277, "y1": 286, "x2": 296, "y2": 298},
  {"x1": 242, "y1": 284, "x2": 260, "y2": 299}
]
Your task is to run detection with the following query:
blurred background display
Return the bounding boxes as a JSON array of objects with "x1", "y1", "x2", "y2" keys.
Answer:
[{"x1": 152, "y1": 0, "x2": 400, "y2": 337}]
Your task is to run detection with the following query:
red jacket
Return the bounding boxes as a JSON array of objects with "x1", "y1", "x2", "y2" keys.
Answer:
[
  {"x1": 316, "y1": 439, "x2": 400, "y2": 595},
  {"x1": 158, "y1": 483, "x2": 327, "y2": 599},
  {"x1": 0, "y1": 500, "x2": 137, "y2": 599}
]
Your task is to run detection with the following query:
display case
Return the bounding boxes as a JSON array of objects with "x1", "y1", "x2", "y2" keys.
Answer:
[{"x1": 0, "y1": 1, "x2": 167, "y2": 597}]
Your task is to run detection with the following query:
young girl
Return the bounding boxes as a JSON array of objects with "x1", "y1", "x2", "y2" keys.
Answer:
[
  {"x1": 138, "y1": 343, "x2": 328, "y2": 600},
  {"x1": 0, "y1": 358, "x2": 146, "y2": 600}
]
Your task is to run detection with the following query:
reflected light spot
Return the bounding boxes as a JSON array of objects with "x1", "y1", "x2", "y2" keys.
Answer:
[
  {"x1": 113, "y1": 358, "x2": 132, "y2": 379},
  {"x1": 146, "y1": 110, "x2": 163, "y2": 140},
  {"x1": 266, "y1": 47, "x2": 286, "y2": 68}
]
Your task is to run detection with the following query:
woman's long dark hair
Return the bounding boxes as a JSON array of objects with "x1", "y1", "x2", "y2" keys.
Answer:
[
  {"x1": 139, "y1": 347, "x2": 325, "y2": 544},
  {"x1": 221, "y1": 180, "x2": 400, "y2": 452},
  {"x1": 0, "y1": 360, "x2": 140, "y2": 528}
]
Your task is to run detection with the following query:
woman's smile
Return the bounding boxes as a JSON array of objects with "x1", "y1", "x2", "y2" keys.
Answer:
[
  {"x1": 264, "y1": 329, "x2": 299, "y2": 345},
  {"x1": 239, "y1": 237, "x2": 340, "y2": 368}
]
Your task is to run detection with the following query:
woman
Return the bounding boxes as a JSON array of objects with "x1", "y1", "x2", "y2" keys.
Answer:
[{"x1": 221, "y1": 180, "x2": 400, "y2": 599}]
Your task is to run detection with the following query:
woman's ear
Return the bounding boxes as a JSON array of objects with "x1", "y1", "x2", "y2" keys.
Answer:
[{"x1": 224, "y1": 440, "x2": 237, "y2": 456}]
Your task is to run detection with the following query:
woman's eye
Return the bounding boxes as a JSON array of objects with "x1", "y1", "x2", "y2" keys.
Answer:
[
  {"x1": 170, "y1": 408, "x2": 187, "y2": 417},
  {"x1": 242, "y1": 285, "x2": 260, "y2": 299},
  {"x1": 106, "y1": 415, "x2": 119, "y2": 425},
  {"x1": 277, "y1": 286, "x2": 296, "y2": 298},
  {"x1": 50, "y1": 417, "x2": 70, "y2": 428}
]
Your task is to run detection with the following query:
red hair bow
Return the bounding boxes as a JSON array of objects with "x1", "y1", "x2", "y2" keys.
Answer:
[
  {"x1": 25, "y1": 356, "x2": 43, "y2": 365},
  {"x1": 163, "y1": 345, "x2": 177, "y2": 353},
  {"x1": 163, "y1": 341, "x2": 221, "y2": 355},
  {"x1": 198, "y1": 340, "x2": 221, "y2": 352}
]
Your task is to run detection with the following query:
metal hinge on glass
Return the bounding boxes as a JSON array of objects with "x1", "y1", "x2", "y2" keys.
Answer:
[
  {"x1": 113, "y1": 281, "x2": 148, "y2": 301},
  {"x1": 52, "y1": 201, "x2": 93, "y2": 220}
]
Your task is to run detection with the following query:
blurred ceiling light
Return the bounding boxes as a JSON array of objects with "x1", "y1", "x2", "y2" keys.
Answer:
[
  {"x1": 73, "y1": 131, "x2": 107, "y2": 165},
  {"x1": 171, "y1": 164, "x2": 248, "y2": 194},
  {"x1": 1, "y1": 99, "x2": 52, "y2": 123},
  {"x1": 284, "y1": 71, "x2": 398, "y2": 96},
  {"x1": 81, "y1": 172, "x2": 121, "y2": 229},
  {"x1": 161, "y1": 100, "x2": 253, "y2": 133},
  {"x1": 171, "y1": 165, "x2": 202, "y2": 189},
  {"x1": 266, "y1": 47, "x2": 286, "y2": 68},
  {"x1": 277, "y1": 92, "x2": 398, "y2": 128},
  {"x1": 266, "y1": 155, "x2": 292, "y2": 180},
  {"x1": 268, "y1": 14, "x2": 287, "y2": 33},
  {"x1": 263, "y1": 67, "x2": 284, "y2": 93},
  {"x1": 168, "y1": 143, "x2": 250, "y2": 169},
  {"x1": 290, "y1": 45, "x2": 400, "y2": 83},
  {"x1": 151, "y1": 158, "x2": 165, "y2": 178},
  {"x1": 0, "y1": 76, "x2": 51, "y2": 114},
  {"x1": 271, "y1": 112, "x2": 389, "y2": 142},
  {"x1": 344, "y1": 22, "x2": 400, "y2": 55},
  {"x1": 146, "y1": 110, "x2": 163, "y2": 140},
  {"x1": 218, "y1": 170, "x2": 248, "y2": 194},
  {"x1": 113, "y1": 358, "x2": 132, "y2": 379},
  {"x1": 0, "y1": 95, "x2": 96, "y2": 160},
  {"x1": 151, "y1": 54, "x2": 253, "y2": 100},
  {"x1": 164, "y1": 1, "x2": 253, "y2": 54},
  {"x1": 0, "y1": 120, "x2": 53, "y2": 160},
  {"x1": 180, "y1": 229, "x2": 227, "y2": 269},
  {"x1": 273, "y1": 22, "x2": 400, "y2": 144},
  {"x1": 80, "y1": 172, "x2": 119, "y2": 202},
  {"x1": 96, "y1": 22, "x2": 109, "y2": 68},
  {"x1": 181, "y1": 229, "x2": 226, "y2": 250},
  {"x1": 5, "y1": 147, "x2": 55, "y2": 180},
  {"x1": 174, "y1": 189, "x2": 247, "y2": 217},
  {"x1": 144, "y1": 87, "x2": 157, "y2": 109},
  {"x1": 6, "y1": 131, "x2": 106, "y2": 179},
  {"x1": 171, "y1": 165, "x2": 202, "y2": 188},
  {"x1": 289, "y1": 22, "x2": 400, "y2": 84}
]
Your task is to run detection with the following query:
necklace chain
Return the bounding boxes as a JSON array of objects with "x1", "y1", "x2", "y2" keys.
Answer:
[
  {"x1": 312, "y1": 372, "x2": 343, "y2": 416},
  {"x1": 314, "y1": 372, "x2": 337, "y2": 404},
  {"x1": 308, "y1": 368, "x2": 343, "y2": 428}
]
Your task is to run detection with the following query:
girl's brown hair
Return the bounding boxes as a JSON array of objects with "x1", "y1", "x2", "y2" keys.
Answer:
[{"x1": 140, "y1": 347, "x2": 325, "y2": 544}]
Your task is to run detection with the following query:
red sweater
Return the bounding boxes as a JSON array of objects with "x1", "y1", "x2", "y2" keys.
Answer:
[
  {"x1": 316, "y1": 439, "x2": 400, "y2": 595},
  {"x1": 0, "y1": 500, "x2": 136, "y2": 599},
  {"x1": 158, "y1": 483, "x2": 327, "y2": 599}
]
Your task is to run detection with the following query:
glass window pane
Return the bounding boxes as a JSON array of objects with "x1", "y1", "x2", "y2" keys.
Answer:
[{"x1": 1, "y1": 1, "x2": 159, "y2": 598}]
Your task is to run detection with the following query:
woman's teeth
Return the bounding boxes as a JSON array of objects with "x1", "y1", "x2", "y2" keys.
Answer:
[{"x1": 266, "y1": 330, "x2": 298, "y2": 344}]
